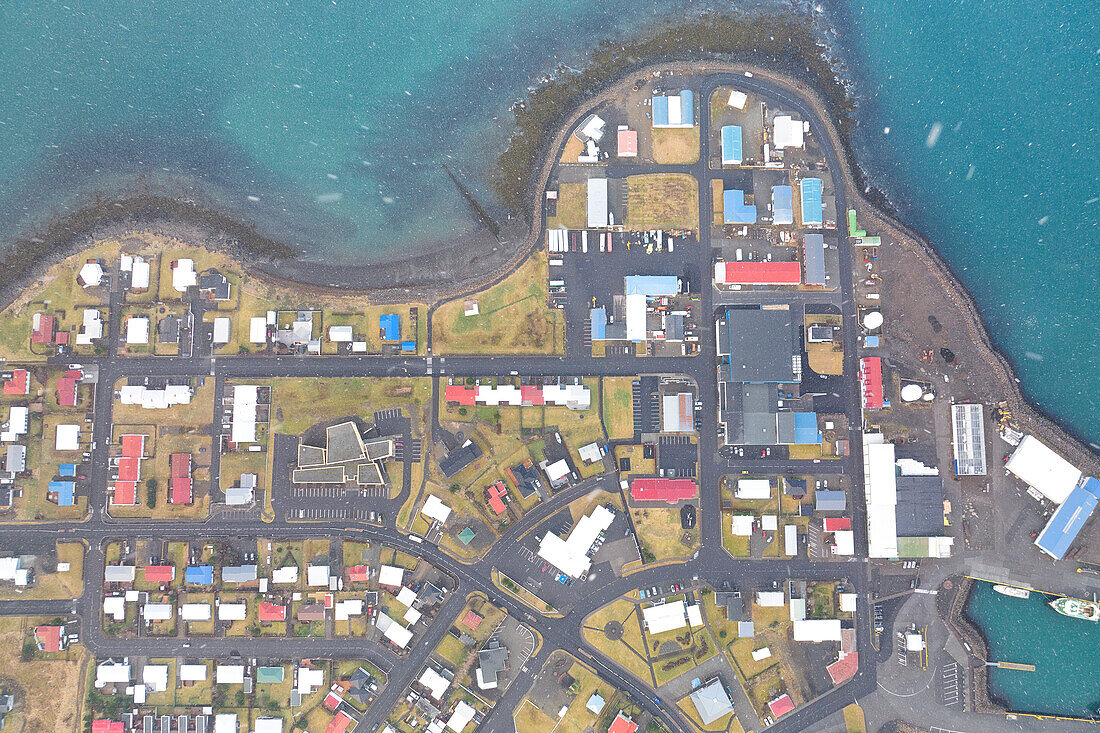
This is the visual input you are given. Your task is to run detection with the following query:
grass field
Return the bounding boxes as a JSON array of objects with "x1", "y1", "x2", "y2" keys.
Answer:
[
  {"x1": 0, "y1": 617, "x2": 88, "y2": 733},
  {"x1": 432, "y1": 250, "x2": 564, "y2": 355},
  {"x1": 843, "y1": 703, "x2": 867, "y2": 733},
  {"x1": 0, "y1": 543, "x2": 84, "y2": 600},
  {"x1": 547, "y1": 183, "x2": 587, "y2": 230},
  {"x1": 602, "y1": 377, "x2": 636, "y2": 439},
  {"x1": 712, "y1": 179, "x2": 725, "y2": 227},
  {"x1": 581, "y1": 599, "x2": 653, "y2": 685},
  {"x1": 652, "y1": 127, "x2": 700, "y2": 165},
  {"x1": 631, "y1": 507, "x2": 697, "y2": 563},
  {"x1": 625, "y1": 174, "x2": 699, "y2": 231}
]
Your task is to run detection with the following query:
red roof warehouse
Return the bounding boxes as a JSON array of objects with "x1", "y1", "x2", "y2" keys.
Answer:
[
  {"x1": 719, "y1": 261, "x2": 801, "y2": 285},
  {"x1": 630, "y1": 478, "x2": 698, "y2": 504},
  {"x1": 859, "y1": 357, "x2": 884, "y2": 410}
]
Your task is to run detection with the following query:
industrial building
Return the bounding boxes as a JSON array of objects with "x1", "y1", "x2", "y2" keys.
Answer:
[
  {"x1": 721, "y1": 125, "x2": 742, "y2": 165},
  {"x1": 589, "y1": 275, "x2": 693, "y2": 353},
  {"x1": 863, "y1": 434, "x2": 952, "y2": 558},
  {"x1": 1005, "y1": 435, "x2": 1081, "y2": 505},
  {"x1": 1035, "y1": 477, "x2": 1100, "y2": 560},
  {"x1": 651, "y1": 90, "x2": 695, "y2": 128},
  {"x1": 951, "y1": 403, "x2": 987, "y2": 476}
]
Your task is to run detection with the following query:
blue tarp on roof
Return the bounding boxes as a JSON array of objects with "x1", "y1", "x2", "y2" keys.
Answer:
[
  {"x1": 652, "y1": 95, "x2": 669, "y2": 126},
  {"x1": 1035, "y1": 477, "x2": 1100, "y2": 559},
  {"x1": 590, "y1": 308, "x2": 606, "y2": 340},
  {"x1": 59, "y1": 463, "x2": 77, "y2": 477},
  {"x1": 680, "y1": 90, "x2": 694, "y2": 125},
  {"x1": 723, "y1": 190, "x2": 757, "y2": 224},
  {"x1": 793, "y1": 413, "x2": 821, "y2": 444},
  {"x1": 772, "y1": 186, "x2": 793, "y2": 225},
  {"x1": 185, "y1": 565, "x2": 214, "y2": 585},
  {"x1": 49, "y1": 480, "x2": 75, "y2": 506},
  {"x1": 623, "y1": 276, "x2": 679, "y2": 297},
  {"x1": 721, "y1": 125, "x2": 742, "y2": 165},
  {"x1": 800, "y1": 178, "x2": 823, "y2": 226},
  {"x1": 379, "y1": 314, "x2": 399, "y2": 341},
  {"x1": 400, "y1": 341, "x2": 416, "y2": 352}
]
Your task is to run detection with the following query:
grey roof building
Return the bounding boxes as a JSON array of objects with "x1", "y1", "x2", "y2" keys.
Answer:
[
  {"x1": 476, "y1": 640, "x2": 509, "y2": 690},
  {"x1": 815, "y1": 490, "x2": 847, "y2": 512},
  {"x1": 717, "y1": 307, "x2": 798, "y2": 384},
  {"x1": 439, "y1": 440, "x2": 483, "y2": 478},
  {"x1": 895, "y1": 475, "x2": 946, "y2": 536},
  {"x1": 221, "y1": 565, "x2": 258, "y2": 584},
  {"x1": 689, "y1": 678, "x2": 735, "y2": 725}
]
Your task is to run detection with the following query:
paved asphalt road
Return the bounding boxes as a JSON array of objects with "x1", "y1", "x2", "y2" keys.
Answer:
[{"x1": 0, "y1": 71, "x2": 880, "y2": 733}]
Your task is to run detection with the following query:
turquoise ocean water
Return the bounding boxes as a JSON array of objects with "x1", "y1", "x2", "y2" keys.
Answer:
[
  {"x1": 965, "y1": 581, "x2": 1100, "y2": 717},
  {"x1": 0, "y1": 1, "x2": 1097, "y2": 445}
]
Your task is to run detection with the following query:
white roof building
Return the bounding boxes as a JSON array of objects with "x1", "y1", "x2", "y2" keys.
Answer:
[
  {"x1": 181, "y1": 603, "x2": 212, "y2": 621},
  {"x1": 103, "y1": 565, "x2": 136, "y2": 583},
  {"x1": 216, "y1": 665, "x2": 245, "y2": 684},
  {"x1": 773, "y1": 115, "x2": 806, "y2": 149},
  {"x1": 418, "y1": 667, "x2": 451, "y2": 700},
  {"x1": 180, "y1": 663, "x2": 208, "y2": 682},
  {"x1": 306, "y1": 564, "x2": 331, "y2": 587},
  {"x1": 404, "y1": 606, "x2": 423, "y2": 625},
  {"x1": 118, "y1": 384, "x2": 193, "y2": 409},
  {"x1": 864, "y1": 435, "x2": 899, "y2": 558},
  {"x1": 143, "y1": 664, "x2": 169, "y2": 692},
  {"x1": 587, "y1": 177, "x2": 609, "y2": 229},
  {"x1": 537, "y1": 504, "x2": 614, "y2": 578},
  {"x1": 79, "y1": 262, "x2": 104, "y2": 288},
  {"x1": 76, "y1": 309, "x2": 103, "y2": 345},
  {"x1": 213, "y1": 317, "x2": 231, "y2": 345},
  {"x1": 755, "y1": 591, "x2": 785, "y2": 607},
  {"x1": 834, "y1": 530, "x2": 855, "y2": 556},
  {"x1": 422, "y1": 494, "x2": 452, "y2": 524},
  {"x1": 218, "y1": 602, "x2": 247, "y2": 621},
  {"x1": 1005, "y1": 435, "x2": 1082, "y2": 505},
  {"x1": 334, "y1": 599, "x2": 364, "y2": 621},
  {"x1": 839, "y1": 593, "x2": 857, "y2": 613},
  {"x1": 727, "y1": 90, "x2": 748, "y2": 109},
  {"x1": 792, "y1": 619, "x2": 843, "y2": 642},
  {"x1": 172, "y1": 258, "x2": 198, "y2": 291},
  {"x1": 249, "y1": 317, "x2": 268, "y2": 344},
  {"x1": 643, "y1": 600, "x2": 688, "y2": 634},
  {"x1": 661, "y1": 393, "x2": 694, "y2": 433},
  {"x1": 296, "y1": 666, "x2": 325, "y2": 695},
  {"x1": 95, "y1": 661, "x2": 130, "y2": 687},
  {"x1": 126, "y1": 316, "x2": 150, "y2": 345},
  {"x1": 731, "y1": 515, "x2": 754, "y2": 536},
  {"x1": 272, "y1": 566, "x2": 299, "y2": 584},
  {"x1": 254, "y1": 719, "x2": 283, "y2": 733},
  {"x1": 329, "y1": 326, "x2": 354, "y2": 342},
  {"x1": 687, "y1": 603, "x2": 703, "y2": 627},
  {"x1": 578, "y1": 442, "x2": 604, "y2": 464},
  {"x1": 396, "y1": 587, "x2": 418, "y2": 608},
  {"x1": 735, "y1": 479, "x2": 771, "y2": 500},
  {"x1": 131, "y1": 257, "x2": 151, "y2": 289},
  {"x1": 1, "y1": 405, "x2": 29, "y2": 442},
  {"x1": 103, "y1": 595, "x2": 126, "y2": 621},
  {"x1": 375, "y1": 611, "x2": 413, "y2": 648},
  {"x1": 378, "y1": 565, "x2": 403, "y2": 588},
  {"x1": 144, "y1": 603, "x2": 173, "y2": 621},
  {"x1": 543, "y1": 458, "x2": 570, "y2": 486},
  {"x1": 231, "y1": 385, "x2": 259, "y2": 444},
  {"x1": 214, "y1": 714, "x2": 238, "y2": 733},
  {"x1": 55, "y1": 424, "x2": 80, "y2": 451},
  {"x1": 446, "y1": 701, "x2": 476, "y2": 733}
]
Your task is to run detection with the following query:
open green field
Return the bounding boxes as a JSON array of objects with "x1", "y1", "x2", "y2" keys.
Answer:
[
  {"x1": 602, "y1": 377, "x2": 636, "y2": 440},
  {"x1": 433, "y1": 250, "x2": 564, "y2": 354},
  {"x1": 631, "y1": 506, "x2": 697, "y2": 563},
  {"x1": 547, "y1": 182, "x2": 587, "y2": 230},
  {"x1": 652, "y1": 127, "x2": 700, "y2": 165},
  {"x1": 625, "y1": 174, "x2": 699, "y2": 230}
]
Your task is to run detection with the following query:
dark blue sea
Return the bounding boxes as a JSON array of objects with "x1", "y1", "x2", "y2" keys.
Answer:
[{"x1": 0, "y1": 1, "x2": 1097, "y2": 445}]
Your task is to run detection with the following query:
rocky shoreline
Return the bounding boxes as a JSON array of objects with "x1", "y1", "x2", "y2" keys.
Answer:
[{"x1": 945, "y1": 577, "x2": 1005, "y2": 716}]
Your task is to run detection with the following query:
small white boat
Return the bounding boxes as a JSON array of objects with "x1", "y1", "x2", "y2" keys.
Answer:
[{"x1": 993, "y1": 584, "x2": 1030, "y2": 599}]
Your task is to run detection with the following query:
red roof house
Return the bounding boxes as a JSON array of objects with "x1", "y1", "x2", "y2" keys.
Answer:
[
  {"x1": 91, "y1": 722, "x2": 125, "y2": 733},
  {"x1": 258, "y1": 603, "x2": 287, "y2": 623},
  {"x1": 719, "y1": 261, "x2": 801, "y2": 285},
  {"x1": 822, "y1": 517, "x2": 851, "y2": 532},
  {"x1": 444, "y1": 385, "x2": 476, "y2": 405},
  {"x1": 767, "y1": 694, "x2": 795, "y2": 718},
  {"x1": 617, "y1": 129, "x2": 638, "y2": 158},
  {"x1": 630, "y1": 478, "x2": 698, "y2": 504},
  {"x1": 519, "y1": 385, "x2": 545, "y2": 405},
  {"x1": 461, "y1": 610, "x2": 483, "y2": 631},
  {"x1": 143, "y1": 565, "x2": 175, "y2": 583},
  {"x1": 31, "y1": 314, "x2": 55, "y2": 344},
  {"x1": 486, "y1": 481, "x2": 508, "y2": 515},
  {"x1": 347, "y1": 565, "x2": 369, "y2": 583},
  {"x1": 3, "y1": 369, "x2": 29, "y2": 395},
  {"x1": 323, "y1": 691, "x2": 343, "y2": 711},
  {"x1": 170, "y1": 453, "x2": 193, "y2": 505},
  {"x1": 112, "y1": 481, "x2": 137, "y2": 506},
  {"x1": 117, "y1": 456, "x2": 141, "y2": 482},
  {"x1": 53, "y1": 330, "x2": 69, "y2": 346},
  {"x1": 859, "y1": 357, "x2": 884, "y2": 410},
  {"x1": 121, "y1": 434, "x2": 145, "y2": 458},
  {"x1": 56, "y1": 377, "x2": 78, "y2": 407},
  {"x1": 324, "y1": 712, "x2": 356, "y2": 733},
  {"x1": 826, "y1": 651, "x2": 858, "y2": 685},
  {"x1": 34, "y1": 624, "x2": 64, "y2": 652},
  {"x1": 608, "y1": 711, "x2": 639, "y2": 733}
]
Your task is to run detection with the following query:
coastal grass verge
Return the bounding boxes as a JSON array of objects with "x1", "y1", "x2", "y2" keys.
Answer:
[{"x1": 432, "y1": 249, "x2": 564, "y2": 354}]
